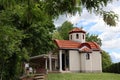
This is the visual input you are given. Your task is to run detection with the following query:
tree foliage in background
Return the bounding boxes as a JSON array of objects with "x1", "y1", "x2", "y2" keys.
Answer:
[
  {"x1": 86, "y1": 33, "x2": 102, "y2": 46},
  {"x1": 105, "y1": 62, "x2": 120, "y2": 73},
  {"x1": 57, "y1": 21, "x2": 74, "y2": 40},
  {"x1": 102, "y1": 51, "x2": 112, "y2": 71},
  {"x1": 52, "y1": 31, "x2": 63, "y2": 40},
  {"x1": 0, "y1": 0, "x2": 118, "y2": 79}
]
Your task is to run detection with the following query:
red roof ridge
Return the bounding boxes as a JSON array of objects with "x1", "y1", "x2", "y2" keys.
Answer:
[
  {"x1": 79, "y1": 46, "x2": 92, "y2": 53},
  {"x1": 69, "y1": 27, "x2": 86, "y2": 34}
]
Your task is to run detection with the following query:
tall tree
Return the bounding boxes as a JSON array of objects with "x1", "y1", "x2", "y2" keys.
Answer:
[
  {"x1": 102, "y1": 51, "x2": 112, "y2": 71},
  {"x1": 0, "y1": 0, "x2": 80, "y2": 79},
  {"x1": 0, "y1": 26, "x2": 27, "y2": 80},
  {"x1": 57, "y1": 21, "x2": 74, "y2": 40},
  {"x1": 52, "y1": 31, "x2": 63, "y2": 40}
]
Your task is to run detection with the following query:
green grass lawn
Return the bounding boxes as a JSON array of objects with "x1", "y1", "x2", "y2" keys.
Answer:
[{"x1": 48, "y1": 73, "x2": 120, "y2": 80}]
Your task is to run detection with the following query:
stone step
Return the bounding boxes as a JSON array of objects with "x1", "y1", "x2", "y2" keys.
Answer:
[
  {"x1": 34, "y1": 76, "x2": 45, "y2": 79},
  {"x1": 34, "y1": 74, "x2": 46, "y2": 80}
]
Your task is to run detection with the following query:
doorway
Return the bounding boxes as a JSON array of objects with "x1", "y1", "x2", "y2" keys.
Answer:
[{"x1": 62, "y1": 50, "x2": 69, "y2": 71}]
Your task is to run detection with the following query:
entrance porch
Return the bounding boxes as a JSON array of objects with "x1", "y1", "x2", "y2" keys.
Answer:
[
  {"x1": 58, "y1": 50, "x2": 70, "y2": 72},
  {"x1": 29, "y1": 54, "x2": 58, "y2": 74},
  {"x1": 27, "y1": 50, "x2": 70, "y2": 74}
]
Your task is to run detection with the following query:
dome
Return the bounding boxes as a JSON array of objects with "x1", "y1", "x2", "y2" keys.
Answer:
[{"x1": 69, "y1": 27, "x2": 86, "y2": 34}]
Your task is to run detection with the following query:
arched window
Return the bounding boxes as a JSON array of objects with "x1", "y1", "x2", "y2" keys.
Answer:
[
  {"x1": 83, "y1": 34, "x2": 84, "y2": 39},
  {"x1": 76, "y1": 34, "x2": 79, "y2": 39},
  {"x1": 86, "y1": 53, "x2": 90, "y2": 60},
  {"x1": 71, "y1": 35, "x2": 72, "y2": 40}
]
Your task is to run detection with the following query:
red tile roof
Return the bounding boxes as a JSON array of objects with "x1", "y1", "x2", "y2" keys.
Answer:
[
  {"x1": 81, "y1": 42, "x2": 100, "y2": 50},
  {"x1": 54, "y1": 39, "x2": 81, "y2": 49},
  {"x1": 54, "y1": 39, "x2": 101, "y2": 52},
  {"x1": 69, "y1": 27, "x2": 86, "y2": 34},
  {"x1": 79, "y1": 42, "x2": 100, "y2": 51}
]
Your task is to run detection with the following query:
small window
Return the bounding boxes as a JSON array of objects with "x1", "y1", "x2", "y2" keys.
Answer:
[
  {"x1": 86, "y1": 53, "x2": 90, "y2": 60},
  {"x1": 83, "y1": 34, "x2": 84, "y2": 39},
  {"x1": 76, "y1": 34, "x2": 79, "y2": 39},
  {"x1": 71, "y1": 35, "x2": 72, "y2": 40}
]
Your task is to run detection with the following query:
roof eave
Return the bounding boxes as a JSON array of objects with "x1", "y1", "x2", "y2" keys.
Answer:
[
  {"x1": 69, "y1": 31, "x2": 86, "y2": 34},
  {"x1": 92, "y1": 49, "x2": 101, "y2": 51},
  {"x1": 79, "y1": 51, "x2": 92, "y2": 53},
  {"x1": 59, "y1": 48, "x2": 79, "y2": 50}
]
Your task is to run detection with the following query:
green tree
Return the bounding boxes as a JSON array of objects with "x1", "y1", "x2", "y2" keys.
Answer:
[
  {"x1": 0, "y1": 0, "x2": 80, "y2": 79},
  {"x1": 0, "y1": 1, "x2": 55, "y2": 79},
  {"x1": 57, "y1": 21, "x2": 74, "y2": 40},
  {"x1": 52, "y1": 31, "x2": 63, "y2": 40},
  {"x1": 0, "y1": 26, "x2": 28, "y2": 80},
  {"x1": 86, "y1": 33, "x2": 102, "y2": 46},
  {"x1": 102, "y1": 51, "x2": 112, "y2": 71}
]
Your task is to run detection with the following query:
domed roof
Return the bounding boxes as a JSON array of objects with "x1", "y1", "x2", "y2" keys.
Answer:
[
  {"x1": 69, "y1": 27, "x2": 86, "y2": 34},
  {"x1": 80, "y1": 42, "x2": 101, "y2": 50}
]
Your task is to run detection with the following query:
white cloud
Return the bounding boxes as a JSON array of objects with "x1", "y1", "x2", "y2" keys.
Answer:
[
  {"x1": 89, "y1": 19, "x2": 107, "y2": 32},
  {"x1": 101, "y1": 38, "x2": 120, "y2": 50},
  {"x1": 99, "y1": 27, "x2": 120, "y2": 40},
  {"x1": 80, "y1": 9, "x2": 100, "y2": 22},
  {"x1": 53, "y1": 15, "x2": 68, "y2": 27},
  {"x1": 110, "y1": 52, "x2": 120, "y2": 63},
  {"x1": 67, "y1": 12, "x2": 81, "y2": 25}
]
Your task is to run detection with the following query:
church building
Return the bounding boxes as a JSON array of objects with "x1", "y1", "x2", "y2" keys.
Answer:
[{"x1": 54, "y1": 27, "x2": 102, "y2": 72}]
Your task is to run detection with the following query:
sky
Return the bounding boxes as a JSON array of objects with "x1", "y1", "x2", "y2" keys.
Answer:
[{"x1": 54, "y1": 1, "x2": 120, "y2": 63}]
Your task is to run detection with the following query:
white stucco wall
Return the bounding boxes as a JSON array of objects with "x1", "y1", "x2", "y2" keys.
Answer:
[
  {"x1": 80, "y1": 51, "x2": 102, "y2": 72},
  {"x1": 92, "y1": 51, "x2": 102, "y2": 72},
  {"x1": 80, "y1": 53, "x2": 85, "y2": 71},
  {"x1": 68, "y1": 50, "x2": 102, "y2": 72},
  {"x1": 69, "y1": 50, "x2": 80, "y2": 72},
  {"x1": 80, "y1": 53, "x2": 92, "y2": 72},
  {"x1": 69, "y1": 33, "x2": 85, "y2": 43},
  {"x1": 85, "y1": 53, "x2": 92, "y2": 72}
]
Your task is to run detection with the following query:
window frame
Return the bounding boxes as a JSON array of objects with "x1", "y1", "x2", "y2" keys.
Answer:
[
  {"x1": 86, "y1": 53, "x2": 90, "y2": 60},
  {"x1": 76, "y1": 34, "x2": 79, "y2": 39},
  {"x1": 71, "y1": 35, "x2": 72, "y2": 40},
  {"x1": 83, "y1": 34, "x2": 84, "y2": 39}
]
